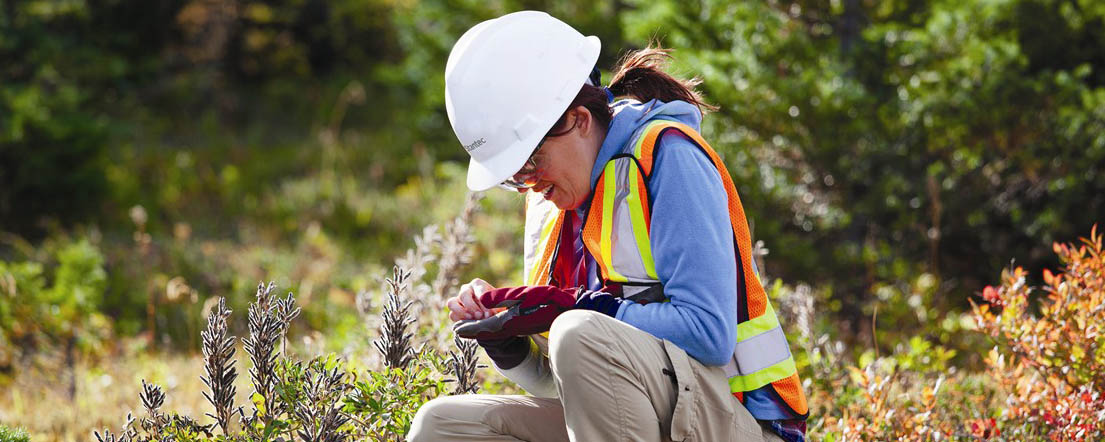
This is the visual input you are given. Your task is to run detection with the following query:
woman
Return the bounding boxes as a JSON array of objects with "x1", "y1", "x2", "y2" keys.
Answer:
[{"x1": 409, "y1": 11, "x2": 808, "y2": 442}]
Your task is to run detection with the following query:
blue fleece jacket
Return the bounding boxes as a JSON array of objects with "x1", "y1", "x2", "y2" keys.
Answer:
[
  {"x1": 577, "y1": 98, "x2": 799, "y2": 423},
  {"x1": 576, "y1": 98, "x2": 736, "y2": 365}
]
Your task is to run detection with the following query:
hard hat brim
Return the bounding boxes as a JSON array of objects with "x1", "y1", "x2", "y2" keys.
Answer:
[{"x1": 465, "y1": 130, "x2": 543, "y2": 191}]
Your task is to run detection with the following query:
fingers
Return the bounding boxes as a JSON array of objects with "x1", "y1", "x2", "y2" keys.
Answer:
[
  {"x1": 446, "y1": 278, "x2": 496, "y2": 322},
  {"x1": 445, "y1": 296, "x2": 466, "y2": 322},
  {"x1": 469, "y1": 278, "x2": 494, "y2": 292},
  {"x1": 461, "y1": 279, "x2": 495, "y2": 317},
  {"x1": 456, "y1": 287, "x2": 483, "y2": 317}
]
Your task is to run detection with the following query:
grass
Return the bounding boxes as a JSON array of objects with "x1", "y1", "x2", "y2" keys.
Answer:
[
  {"x1": 0, "y1": 424, "x2": 29, "y2": 442},
  {"x1": 0, "y1": 345, "x2": 219, "y2": 441}
]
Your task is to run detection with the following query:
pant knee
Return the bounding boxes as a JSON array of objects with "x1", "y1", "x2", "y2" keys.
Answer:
[
  {"x1": 408, "y1": 396, "x2": 457, "y2": 442},
  {"x1": 409, "y1": 395, "x2": 548, "y2": 441},
  {"x1": 549, "y1": 310, "x2": 604, "y2": 351},
  {"x1": 548, "y1": 310, "x2": 607, "y2": 373}
]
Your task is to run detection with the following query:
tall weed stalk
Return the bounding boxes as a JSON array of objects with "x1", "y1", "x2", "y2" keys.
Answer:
[
  {"x1": 447, "y1": 335, "x2": 484, "y2": 394},
  {"x1": 432, "y1": 192, "x2": 480, "y2": 301},
  {"x1": 374, "y1": 267, "x2": 418, "y2": 369},
  {"x1": 241, "y1": 281, "x2": 301, "y2": 429},
  {"x1": 292, "y1": 359, "x2": 351, "y2": 442},
  {"x1": 200, "y1": 297, "x2": 238, "y2": 434}
]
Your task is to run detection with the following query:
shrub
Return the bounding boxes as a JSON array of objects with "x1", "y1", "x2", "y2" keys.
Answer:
[
  {"x1": 95, "y1": 197, "x2": 483, "y2": 441},
  {"x1": 774, "y1": 276, "x2": 999, "y2": 440},
  {"x1": 0, "y1": 237, "x2": 111, "y2": 374},
  {"x1": 344, "y1": 350, "x2": 448, "y2": 440},
  {"x1": 805, "y1": 330, "x2": 994, "y2": 440},
  {"x1": 807, "y1": 225, "x2": 1105, "y2": 440},
  {"x1": 0, "y1": 424, "x2": 30, "y2": 442},
  {"x1": 96, "y1": 273, "x2": 463, "y2": 441},
  {"x1": 972, "y1": 225, "x2": 1105, "y2": 440}
]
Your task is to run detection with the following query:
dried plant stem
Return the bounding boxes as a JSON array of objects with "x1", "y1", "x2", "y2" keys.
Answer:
[
  {"x1": 200, "y1": 297, "x2": 238, "y2": 435},
  {"x1": 138, "y1": 380, "x2": 167, "y2": 433},
  {"x1": 93, "y1": 413, "x2": 137, "y2": 442},
  {"x1": 374, "y1": 266, "x2": 419, "y2": 369},
  {"x1": 432, "y1": 192, "x2": 481, "y2": 301},
  {"x1": 242, "y1": 281, "x2": 301, "y2": 427},
  {"x1": 403, "y1": 225, "x2": 442, "y2": 298},
  {"x1": 448, "y1": 335, "x2": 484, "y2": 395},
  {"x1": 293, "y1": 360, "x2": 351, "y2": 442}
]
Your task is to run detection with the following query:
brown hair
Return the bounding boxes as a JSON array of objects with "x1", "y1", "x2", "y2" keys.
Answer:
[{"x1": 546, "y1": 45, "x2": 717, "y2": 137}]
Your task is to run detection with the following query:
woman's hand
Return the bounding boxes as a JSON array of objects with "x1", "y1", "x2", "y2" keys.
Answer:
[{"x1": 445, "y1": 278, "x2": 497, "y2": 321}]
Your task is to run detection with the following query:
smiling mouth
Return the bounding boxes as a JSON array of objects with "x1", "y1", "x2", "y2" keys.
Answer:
[{"x1": 535, "y1": 184, "x2": 554, "y2": 200}]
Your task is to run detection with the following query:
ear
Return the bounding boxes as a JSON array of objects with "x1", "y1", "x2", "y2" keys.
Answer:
[{"x1": 572, "y1": 105, "x2": 592, "y2": 135}]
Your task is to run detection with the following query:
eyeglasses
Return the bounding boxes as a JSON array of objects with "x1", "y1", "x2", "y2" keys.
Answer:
[
  {"x1": 499, "y1": 137, "x2": 547, "y2": 190},
  {"x1": 499, "y1": 113, "x2": 580, "y2": 190}
]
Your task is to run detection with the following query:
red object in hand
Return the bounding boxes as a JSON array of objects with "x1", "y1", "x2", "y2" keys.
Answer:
[{"x1": 453, "y1": 285, "x2": 577, "y2": 340}]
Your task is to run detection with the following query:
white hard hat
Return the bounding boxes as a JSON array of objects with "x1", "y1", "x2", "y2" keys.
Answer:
[{"x1": 445, "y1": 11, "x2": 601, "y2": 191}]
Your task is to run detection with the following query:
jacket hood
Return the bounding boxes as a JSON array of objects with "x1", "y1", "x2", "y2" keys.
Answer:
[{"x1": 588, "y1": 98, "x2": 703, "y2": 189}]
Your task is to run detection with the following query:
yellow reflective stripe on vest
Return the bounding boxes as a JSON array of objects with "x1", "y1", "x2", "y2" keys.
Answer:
[
  {"x1": 626, "y1": 164, "x2": 658, "y2": 280},
  {"x1": 736, "y1": 301, "x2": 781, "y2": 341},
  {"x1": 523, "y1": 192, "x2": 564, "y2": 286},
  {"x1": 599, "y1": 162, "x2": 627, "y2": 282},
  {"x1": 527, "y1": 211, "x2": 561, "y2": 285},
  {"x1": 633, "y1": 120, "x2": 668, "y2": 158},
  {"x1": 727, "y1": 354, "x2": 797, "y2": 393}
]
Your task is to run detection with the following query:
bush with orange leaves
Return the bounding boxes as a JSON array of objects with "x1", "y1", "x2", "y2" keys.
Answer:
[
  {"x1": 808, "y1": 342, "x2": 999, "y2": 441},
  {"x1": 972, "y1": 225, "x2": 1105, "y2": 440},
  {"x1": 792, "y1": 283, "x2": 998, "y2": 440}
]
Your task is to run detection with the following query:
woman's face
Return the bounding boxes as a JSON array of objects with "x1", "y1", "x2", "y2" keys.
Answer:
[{"x1": 529, "y1": 107, "x2": 604, "y2": 210}]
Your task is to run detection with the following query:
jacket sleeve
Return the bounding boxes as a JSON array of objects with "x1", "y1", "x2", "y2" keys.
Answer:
[{"x1": 613, "y1": 131, "x2": 739, "y2": 366}]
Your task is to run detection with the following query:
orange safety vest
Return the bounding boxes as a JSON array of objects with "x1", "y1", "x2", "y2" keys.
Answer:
[{"x1": 522, "y1": 120, "x2": 808, "y2": 418}]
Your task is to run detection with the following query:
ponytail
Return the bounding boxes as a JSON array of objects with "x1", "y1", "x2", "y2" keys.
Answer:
[
  {"x1": 608, "y1": 45, "x2": 718, "y2": 114},
  {"x1": 545, "y1": 45, "x2": 715, "y2": 138}
]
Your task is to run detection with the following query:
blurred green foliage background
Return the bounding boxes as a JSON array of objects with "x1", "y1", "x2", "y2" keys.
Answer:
[{"x1": 1, "y1": 0, "x2": 1102, "y2": 378}]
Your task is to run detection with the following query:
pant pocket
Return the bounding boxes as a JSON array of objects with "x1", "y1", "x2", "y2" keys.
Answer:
[{"x1": 662, "y1": 340, "x2": 743, "y2": 442}]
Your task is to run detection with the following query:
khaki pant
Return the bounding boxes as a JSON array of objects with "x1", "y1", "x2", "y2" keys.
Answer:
[{"x1": 409, "y1": 310, "x2": 784, "y2": 442}]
